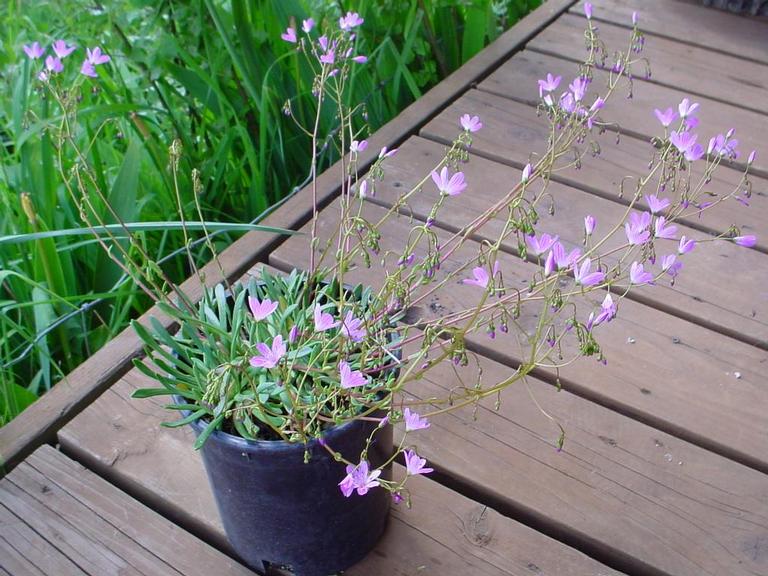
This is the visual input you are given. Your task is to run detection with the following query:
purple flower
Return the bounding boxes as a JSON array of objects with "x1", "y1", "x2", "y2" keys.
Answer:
[
  {"x1": 392, "y1": 492, "x2": 404, "y2": 504},
  {"x1": 678, "y1": 236, "x2": 696, "y2": 254},
  {"x1": 404, "y1": 449, "x2": 433, "y2": 476},
  {"x1": 629, "y1": 262, "x2": 654, "y2": 285},
  {"x1": 320, "y1": 49, "x2": 335, "y2": 65},
  {"x1": 747, "y1": 150, "x2": 757, "y2": 164},
  {"x1": 281, "y1": 27, "x2": 297, "y2": 43},
  {"x1": 45, "y1": 55, "x2": 63, "y2": 73},
  {"x1": 670, "y1": 131, "x2": 697, "y2": 154},
  {"x1": 559, "y1": 92, "x2": 576, "y2": 114},
  {"x1": 708, "y1": 134, "x2": 725, "y2": 155},
  {"x1": 378, "y1": 146, "x2": 397, "y2": 159},
  {"x1": 521, "y1": 163, "x2": 532, "y2": 183},
  {"x1": 318, "y1": 35, "x2": 329, "y2": 52},
  {"x1": 684, "y1": 143, "x2": 705, "y2": 162},
  {"x1": 462, "y1": 262, "x2": 500, "y2": 289},
  {"x1": 544, "y1": 250, "x2": 556, "y2": 276},
  {"x1": 249, "y1": 335, "x2": 286, "y2": 369},
  {"x1": 654, "y1": 216, "x2": 678, "y2": 239},
  {"x1": 584, "y1": 2, "x2": 593, "y2": 19},
  {"x1": 734, "y1": 235, "x2": 757, "y2": 247},
  {"x1": 661, "y1": 254, "x2": 682, "y2": 277},
  {"x1": 537, "y1": 73, "x2": 562, "y2": 96},
  {"x1": 288, "y1": 325, "x2": 299, "y2": 343},
  {"x1": 625, "y1": 211, "x2": 651, "y2": 245},
  {"x1": 350, "y1": 139, "x2": 368, "y2": 153},
  {"x1": 23, "y1": 42, "x2": 45, "y2": 60},
  {"x1": 358, "y1": 180, "x2": 369, "y2": 198},
  {"x1": 654, "y1": 107, "x2": 676, "y2": 127},
  {"x1": 352, "y1": 55, "x2": 368, "y2": 64},
  {"x1": 431, "y1": 166, "x2": 467, "y2": 196},
  {"x1": 632, "y1": 11, "x2": 639, "y2": 25},
  {"x1": 684, "y1": 116, "x2": 699, "y2": 130},
  {"x1": 584, "y1": 215, "x2": 596, "y2": 235},
  {"x1": 302, "y1": 18, "x2": 315, "y2": 33},
  {"x1": 460, "y1": 114, "x2": 482, "y2": 133},
  {"x1": 525, "y1": 233, "x2": 558, "y2": 256},
  {"x1": 51, "y1": 40, "x2": 75, "y2": 59},
  {"x1": 248, "y1": 296, "x2": 278, "y2": 321},
  {"x1": 403, "y1": 407, "x2": 430, "y2": 432},
  {"x1": 80, "y1": 59, "x2": 97, "y2": 78},
  {"x1": 587, "y1": 293, "x2": 617, "y2": 330},
  {"x1": 340, "y1": 311, "x2": 366, "y2": 342},
  {"x1": 339, "y1": 461, "x2": 381, "y2": 497},
  {"x1": 550, "y1": 241, "x2": 581, "y2": 269},
  {"x1": 314, "y1": 304, "x2": 339, "y2": 331},
  {"x1": 645, "y1": 194, "x2": 670, "y2": 214},
  {"x1": 339, "y1": 11, "x2": 364, "y2": 30},
  {"x1": 574, "y1": 258, "x2": 605, "y2": 287},
  {"x1": 569, "y1": 76, "x2": 588, "y2": 102},
  {"x1": 86, "y1": 46, "x2": 110, "y2": 65},
  {"x1": 339, "y1": 360, "x2": 368, "y2": 389},
  {"x1": 678, "y1": 98, "x2": 699, "y2": 119},
  {"x1": 589, "y1": 97, "x2": 605, "y2": 113}
]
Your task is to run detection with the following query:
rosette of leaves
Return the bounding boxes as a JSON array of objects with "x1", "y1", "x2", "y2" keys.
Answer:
[{"x1": 131, "y1": 268, "x2": 398, "y2": 449}]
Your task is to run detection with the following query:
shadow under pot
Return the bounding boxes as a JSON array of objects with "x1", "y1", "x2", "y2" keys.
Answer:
[{"x1": 184, "y1": 408, "x2": 392, "y2": 576}]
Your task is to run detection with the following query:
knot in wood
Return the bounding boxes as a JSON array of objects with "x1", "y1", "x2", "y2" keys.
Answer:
[{"x1": 464, "y1": 505, "x2": 493, "y2": 546}]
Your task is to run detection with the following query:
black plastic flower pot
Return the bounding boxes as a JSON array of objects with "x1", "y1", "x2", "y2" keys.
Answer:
[{"x1": 186, "y1": 412, "x2": 392, "y2": 576}]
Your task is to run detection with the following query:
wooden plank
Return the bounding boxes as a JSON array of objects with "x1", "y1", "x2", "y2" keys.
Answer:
[
  {"x1": 57, "y1": 372, "x2": 622, "y2": 576},
  {"x1": 0, "y1": 0, "x2": 577, "y2": 476},
  {"x1": 419, "y1": 89, "x2": 768, "y2": 254},
  {"x1": 570, "y1": 0, "x2": 768, "y2": 66},
  {"x1": 529, "y1": 13, "x2": 768, "y2": 115},
  {"x1": 371, "y1": 135, "x2": 768, "y2": 349},
  {"x1": 269, "y1": 198, "x2": 768, "y2": 473},
  {"x1": 0, "y1": 445, "x2": 255, "y2": 576},
  {"x1": 1, "y1": 503, "x2": 84, "y2": 576},
  {"x1": 478, "y1": 50, "x2": 768, "y2": 175}
]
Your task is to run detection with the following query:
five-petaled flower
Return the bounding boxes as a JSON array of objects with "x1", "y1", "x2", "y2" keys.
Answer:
[
  {"x1": 250, "y1": 335, "x2": 286, "y2": 369},
  {"x1": 431, "y1": 166, "x2": 467, "y2": 196},
  {"x1": 584, "y1": 215, "x2": 596, "y2": 235},
  {"x1": 249, "y1": 296, "x2": 278, "y2": 321},
  {"x1": 574, "y1": 258, "x2": 605, "y2": 287},
  {"x1": 339, "y1": 11, "x2": 364, "y2": 30},
  {"x1": 340, "y1": 311, "x2": 366, "y2": 342},
  {"x1": 629, "y1": 262, "x2": 654, "y2": 285},
  {"x1": 403, "y1": 408, "x2": 430, "y2": 432},
  {"x1": 339, "y1": 360, "x2": 367, "y2": 389},
  {"x1": 525, "y1": 233, "x2": 558, "y2": 256},
  {"x1": 569, "y1": 76, "x2": 588, "y2": 102},
  {"x1": 281, "y1": 27, "x2": 297, "y2": 43},
  {"x1": 23, "y1": 42, "x2": 45, "y2": 60},
  {"x1": 314, "y1": 303, "x2": 339, "y2": 331},
  {"x1": 52, "y1": 40, "x2": 75, "y2": 59},
  {"x1": 537, "y1": 73, "x2": 561, "y2": 96},
  {"x1": 462, "y1": 262, "x2": 500, "y2": 289},
  {"x1": 645, "y1": 194, "x2": 670, "y2": 214},
  {"x1": 350, "y1": 139, "x2": 368, "y2": 154},
  {"x1": 661, "y1": 254, "x2": 682, "y2": 278},
  {"x1": 670, "y1": 130, "x2": 697, "y2": 154},
  {"x1": 587, "y1": 293, "x2": 617, "y2": 330},
  {"x1": 339, "y1": 460, "x2": 380, "y2": 497},
  {"x1": 654, "y1": 108, "x2": 676, "y2": 128},
  {"x1": 654, "y1": 216, "x2": 678, "y2": 239},
  {"x1": 460, "y1": 114, "x2": 482, "y2": 133},
  {"x1": 678, "y1": 98, "x2": 699, "y2": 119},
  {"x1": 678, "y1": 236, "x2": 696, "y2": 254},
  {"x1": 302, "y1": 18, "x2": 315, "y2": 33},
  {"x1": 625, "y1": 211, "x2": 651, "y2": 245},
  {"x1": 404, "y1": 449, "x2": 433, "y2": 476}
]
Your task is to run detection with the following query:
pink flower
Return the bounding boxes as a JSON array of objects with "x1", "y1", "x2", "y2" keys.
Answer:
[
  {"x1": 521, "y1": 163, "x2": 532, "y2": 183},
  {"x1": 302, "y1": 18, "x2": 315, "y2": 33},
  {"x1": 378, "y1": 146, "x2": 397, "y2": 159},
  {"x1": 339, "y1": 11, "x2": 364, "y2": 30},
  {"x1": 584, "y1": 215, "x2": 596, "y2": 235},
  {"x1": 459, "y1": 114, "x2": 482, "y2": 133},
  {"x1": 629, "y1": 262, "x2": 654, "y2": 285},
  {"x1": 584, "y1": 2, "x2": 593, "y2": 19},
  {"x1": 661, "y1": 254, "x2": 682, "y2": 278},
  {"x1": 44, "y1": 55, "x2": 63, "y2": 73},
  {"x1": 350, "y1": 139, "x2": 368, "y2": 154},
  {"x1": 670, "y1": 131, "x2": 697, "y2": 154},
  {"x1": 352, "y1": 55, "x2": 368, "y2": 64},
  {"x1": 574, "y1": 258, "x2": 605, "y2": 287},
  {"x1": 733, "y1": 235, "x2": 757, "y2": 247},
  {"x1": 52, "y1": 40, "x2": 75, "y2": 59},
  {"x1": 314, "y1": 304, "x2": 339, "y2": 331},
  {"x1": 537, "y1": 73, "x2": 562, "y2": 96},
  {"x1": 550, "y1": 241, "x2": 581, "y2": 270},
  {"x1": 678, "y1": 97, "x2": 699, "y2": 119},
  {"x1": 431, "y1": 166, "x2": 467, "y2": 196},
  {"x1": 525, "y1": 233, "x2": 558, "y2": 256},
  {"x1": 340, "y1": 311, "x2": 366, "y2": 342},
  {"x1": 645, "y1": 194, "x2": 670, "y2": 214},
  {"x1": 404, "y1": 450, "x2": 433, "y2": 476},
  {"x1": 654, "y1": 108, "x2": 677, "y2": 128},
  {"x1": 684, "y1": 143, "x2": 705, "y2": 162},
  {"x1": 339, "y1": 460, "x2": 381, "y2": 497},
  {"x1": 318, "y1": 35, "x2": 329, "y2": 52},
  {"x1": 80, "y1": 59, "x2": 97, "y2": 78},
  {"x1": 339, "y1": 361, "x2": 367, "y2": 389},
  {"x1": 320, "y1": 49, "x2": 335, "y2": 65},
  {"x1": 625, "y1": 211, "x2": 651, "y2": 245},
  {"x1": 288, "y1": 325, "x2": 299, "y2": 343},
  {"x1": 249, "y1": 335, "x2": 286, "y2": 369},
  {"x1": 281, "y1": 27, "x2": 297, "y2": 43},
  {"x1": 86, "y1": 46, "x2": 110, "y2": 65},
  {"x1": 654, "y1": 216, "x2": 678, "y2": 239},
  {"x1": 569, "y1": 76, "x2": 589, "y2": 102},
  {"x1": 544, "y1": 250, "x2": 556, "y2": 276},
  {"x1": 747, "y1": 150, "x2": 757, "y2": 164},
  {"x1": 23, "y1": 41, "x2": 45, "y2": 60},
  {"x1": 587, "y1": 293, "x2": 617, "y2": 330},
  {"x1": 462, "y1": 262, "x2": 500, "y2": 289},
  {"x1": 248, "y1": 296, "x2": 278, "y2": 321},
  {"x1": 403, "y1": 408, "x2": 430, "y2": 432},
  {"x1": 678, "y1": 236, "x2": 696, "y2": 254}
]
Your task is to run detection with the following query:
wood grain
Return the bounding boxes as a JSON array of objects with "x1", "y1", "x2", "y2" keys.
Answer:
[{"x1": 57, "y1": 370, "x2": 621, "y2": 576}]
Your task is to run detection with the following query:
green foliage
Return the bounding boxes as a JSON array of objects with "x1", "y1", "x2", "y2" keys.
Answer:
[{"x1": 0, "y1": 0, "x2": 540, "y2": 425}]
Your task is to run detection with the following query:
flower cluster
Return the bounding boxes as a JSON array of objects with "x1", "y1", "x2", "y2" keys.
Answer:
[{"x1": 23, "y1": 39, "x2": 110, "y2": 81}]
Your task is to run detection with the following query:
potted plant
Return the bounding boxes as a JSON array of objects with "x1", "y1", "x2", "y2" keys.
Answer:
[{"x1": 25, "y1": 4, "x2": 759, "y2": 575}]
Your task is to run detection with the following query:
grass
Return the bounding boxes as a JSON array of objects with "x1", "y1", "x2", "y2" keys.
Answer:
[{"x1": 0, "y1": 0, "x2": 542, "y2": 426}]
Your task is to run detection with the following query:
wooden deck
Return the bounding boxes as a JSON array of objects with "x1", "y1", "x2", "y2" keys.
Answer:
[{"x1": 2, "y1": 1, "x2": 767, "y2": 574}]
